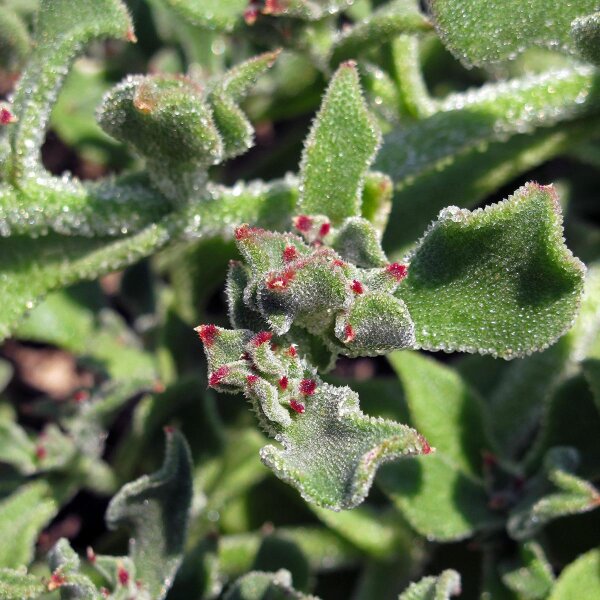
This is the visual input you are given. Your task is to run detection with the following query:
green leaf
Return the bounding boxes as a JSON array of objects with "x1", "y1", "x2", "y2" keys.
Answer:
[
  {"x1": 47, "y1": 539, "x2": 102, "y2": 599},
  {"x1": 389, "y1": 351, "x2": 489, "y2": 475},
  {"x1": 398, "y1": 569, "x2": 461, "y2": 600},
  {"x1": 397, "y1": 183, "x2": 585, "y2": 359},
  {"x1": 429, "y1": 0, "x2": 597, "y2": 66},
  {"x1": 224, "y1": 570, "x2": 317, "y2": 600},
  {"x1": 0, "y1": 8, "x2": 30, "y2": 79},
  {"x1": 0, "y1": 569, "x2": 45, "y2": 600},
  {"x1": 7, "y1": 0, "x2": 134, "y2": 183},
  {"x1": 298, "y1": 62, "x2": 381, "y2": 225},
  {"x1": 501, "y1": 542, "x2": 555, "y2": 600},
  {"x1": 572, "y1": 13, "x2": 600, "y2": 65},
  {"x1": 0, "y1": 418, "x2": 37, "y2": 475},
  {"x1": 329, "y1": 0, "x2": 431, "y2": 66},
  {"x1": 549, "y1": 548, "x2": 600, "y2": 600},
  {"x1": 377, "y1": 67, "x2": 600, "y2": 253},
  {"x1": 158, "y1": 0, "x2": 247, "y2": 31},
  {"x1": 0, "y1": 481, "x2": 58, "y2": 568},
  {"x1": 105, "y1": 430, "x2": 193, "y2": 599},
  {"x1": 508, "y1": 447, "x2": 600, "y2": 540}
]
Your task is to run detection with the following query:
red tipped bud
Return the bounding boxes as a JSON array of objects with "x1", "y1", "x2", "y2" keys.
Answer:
[
  {"x1": 293, "y1": 215, "x2": 313, "y2": 233},
  {"x1": 287, "y1": 345, "x2": 297, "y2": 357},
  {"x1": 299, "y1": 379, "x2": 317, "y2": 396},
  {"x1": 252, "y1": 331, "x2": 273, "y2": 346},
  {"x1": 0, "y1": 107, "x2": 17, "y2": 125},
  {"x1": 386, "y1": 262, "x2": 408, "y2": 282},
  {"x1": 279, "y1": 376, "x2": 289, "y2": 390},
  {"x1": 246, "y1": 374, "x2": 259, "y2": 385},
  {"x1": 290, "y1": 399, "x2": 305, "y2": 414},
  {"x1": 87, "y1": 547, "x2": 97, "y2": 563},
  {"x1": 35, "y1": 444, "x2": 47, "y2": 461},
  {"x1": 343, "y1": 324, "x2": 355, "y2": 343},
  {"x1": 196, "y1": 324, "x2": 219, "y2": 347},
  {"x1": 332, "y1": 259, "x2": 346, "y2": 267},
  {"x1": 244, "y1": 3, "x2": 259, "y2": 24},
  {"x1": 283, "y1": 245, "x2": 298, "y2": 262},
  {"x1": 351, "y1": 280, "x2": 364, "y2": 294},
  {"x1": 209, "y1": 366, "x2": 229, "y2": 387},
  {"x1": 418, "y1": 434, "x2": 432, "y2": 455},
  {"x1": 73, "y1": 389, "x2": 89, "y2": 403},
  {"x1": 319, "y1": 222, "x2": 331, "y2": 237},
  {"x1": 48, "y1": 572, "x2": 67, "y2": 591},
  {"x1": 118, "y1": 566, "x2": 130, "y2": 586}
]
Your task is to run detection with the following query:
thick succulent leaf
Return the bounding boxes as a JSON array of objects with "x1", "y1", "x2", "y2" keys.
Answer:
[
  {"x1": 501, "y1": 542, "x2": 555, "y2": 600},
  {"x1": 47, "y1": 539, "x2": 102, "y2": 599},
  {"x1": 158, "y1": 0, "x2": 247, "y2": 31},
  {"x1": 224, "y1": 569, "x2": 317, "y2": 600},
  {"x1": 378, "y1": 454, "x2": 501, "y2": 541},
  {"x1": 0, "y1": 481, "x2": 58, "y2": 568},
  {"x1": 377, "y1": 67, "x2": 600, "y2": 253},
  {"x1": 548, "y1": 548, "x2": 600, "y2": 600},
  {"x1": 0, "y1": 177, "x2": 297, "y2": 342},
  {"x1": 360, "y1": 172, "x2": 393, "y2": 234},
  {"x1": 572, "y1": 13, "x2": 600, "y2": 65},
  {"x1": 329, "y1": 0, "x2": 431, "y2": 66},
  {"x1": 429, "y1": 0, "x2": 597, "y2": 66},
  {"x1": 298, "y1": 62, "x2": 381, "y2": 225},
  {"x1": 508, "y1": 447, "x2": 600, "y2": 540},
  {"x1": 389, "y1": 351, "x2": 489, "y2": 476},
  {"x1": 0, "y1": 569, "x2": 45, "y2": 600},
  {"x1": 0, "y1": 418, "x2": 37, "y2": 475},
  {"x1": 397, "y1": 183, "x2": 585, "y2": 359},
  {"x1": 398, "y1": 569, "x2": 461, "y2": 600},
  {"x1": 6, "y1": 0, "x2": 134, "y2": 183},
  {"x1": 0, "y1": 8, "x2": 29, "y2": 80},
  {"x1": 106, "y1": 430, "x2": 193, "y2": 600}
]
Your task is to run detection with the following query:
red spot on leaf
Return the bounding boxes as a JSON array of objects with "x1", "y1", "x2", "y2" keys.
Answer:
[
  {"x1": 0, "y1": 107, "x2": 16, "y2": 125},
  {"x1": 290, "y1": 399, "x2": 305, "y2": 413},
  {"x1": 343, "y1": 323, "x2": 355, "y2": 343},
  {"x1": 267, "y1": 268, "x2": 295, "y2": 291},
  {"x1": 253, "y1": 331, "x2": 273, "y2": 346},
  {"x1": 294, "y1": 215, "x2": 313, "y2": 233},
  {"x1": 299, "y1": 379, "x2": 317, "y2": 396},
  {"x1": 319, "y1": 222, "x2": 331, "y2": 237},
  {"x1": 246, "y1": 374, "x2": 259, "y2": 385},
  {"x1": 351, "y1": 280, "x2": 364, "y2": 294},
  {"x1": 196, "y1": 324, "x2": 219, "y2": 347},
  {"x1": 386, "y1": 263, "x2": 408, "y2": 281},
  {"x1": 418, "y1": 434, "x2": 432, "y2": 455},
  {"x1": 283, "y1": 245, "x2": 298, "y2": 262},
  {"x1": 209, "y1": 366, "x2": 229, "y2": 387},
  {"x1": 48, "y1": 572, "x2": 67, "y2": 591},
  {"x1": 279, "y1": 376, "x2": 289, "y2": 390},
  {"x1": 118, "y1": 566, "x2": 130, "y2": 586}
]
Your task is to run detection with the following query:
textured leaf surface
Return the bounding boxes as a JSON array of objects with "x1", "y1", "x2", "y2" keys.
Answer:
[
  {"x1": 377, "y1": 67, "x2": 600, "y2": 252},
  {"x1": 549, "y1": 548, "x2": 600, "y2": 600},
  {"x1": 224, "y1": 569, "x2": 317, "y2": 600},
  {"x1": 7, "y1": 0, "x2": 133, "y2": 182},
  {"x1": 501, "y1": 542, "x2": 555, "y2": 600},
  {"x1": 47, "y1": 539, "x2": 102, "y2": 599},
  {"x1": 397, "y1": 183, "x2": 585, "y2": 359},
  {"x1": 0, "y1": 569, "x2": 45, "y2": 600},
  {"x1": 159, "y1": 0, "x2": 247, "y2": 31},
  {"x1": 429, "y1": 0, "x2": 598, "y2": 66},
  {"x1": 398, "y1": 569, "x2": 461, "y2": 600},
  {"x1": 298, "y1": 62, "x2": 381, "y2": 225},
  {"x1": 106, "y1": 430, "x2": 193, "y2": 599},
  {"x1": 572, "y1": 12, "x2": 600, "y2": 65},
  {"x1": 0, "y1": 481, "x2": 58, "y2": 568}
]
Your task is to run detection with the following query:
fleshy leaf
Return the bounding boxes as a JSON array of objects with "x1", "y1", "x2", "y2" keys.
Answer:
[
  {"x1": 0, "y1": 482, "x2": 58, "y2": 569},
  {"x1": 572, "y1": 12, "x2": 600, "y2": 65},
  {"x1": 224, "y1": 569, "x2": 317, "y2": 600},
  {"x1": 377, "y1": 66, "x2": 600, "y2": 253},
  {"x1": 397, "y1": 183, "x2": 586, "y2": 359},
  {"x1": 0, "y1": 9, "x2": 29, "y2": 82},
  {"x1": 501, "y1": 542, "x2": 555, "y2": 600},
  {"x1": 548, "y1": 548, "x2": 600, "y2": 600},
  {"x1": 105, "y1": 430, "x2": 193, "y2": 599},
  {"x1": 398, "y1": 569, "x2": 461, "y2": 600},
  {"x1": 0, "y1": 569, "x2": 45, "y2": 600},
  {"x1": 298, "y1": 62, "x2": 381, "y2": 225},
  {"x1": 508, "y1": 447, "x2": 600, "y2": 540},
  {"x1": 429, "y1": 0, "x2": 598, "y2": 66},
  {"x1": 47, "y1": 539, "x2": 102, "y2": 599},
  {"x1": 158, "y1": 0, "x2": 247, "y2": 31},
  {"x1": 7, "y1": 0, "x2": 134, "y2": 183}
]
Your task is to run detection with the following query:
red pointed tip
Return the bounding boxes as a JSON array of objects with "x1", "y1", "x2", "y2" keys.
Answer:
[
  {"x1": 350, "y1": 280, "x2": 364, "y2": 294},
  {"x1": 343, "y1": 323, "x2": 355, "y2": 343},
  {"x1": 209, "y1": 365, "x2": 229, "y2": 387},
  {"x1": 418, "y1": 434, "x2": 432, "y2": 455},
  {"x1": 86, "y1": 547, "x2": 97, "y2": 564},
  {"x1": 163, "y1": 425, "x2": 175, "y2": 435},
  {"x1": 117, "y1": 566, "x2": 130, "y2": 586},
  {"x1": 126, "y1": 27, "x2": 138, "y2": 43},
  {"x1": 244, "y1": 4, "x2": 259, "y2": 24},
  {"x1": 263, "y1": 0, "x2": 284, "y2": 14},
  {"x1": 283, "y1": 245, "x2": 298, "y2": 262},
  {"x1": 153, "y1": 380, "x2": 166, "y2": 393},
  {"x1": 35, "y1": 444, "x2": 47, "y2": 461},
  {"x1": 246, "y1": 374, "x2": 259, "y2": 385},
  {"x1": 196, "y1": 324, "x2": 219, "y2": 347},
  {"x1": 252, "y1": 330, "x2": 273, "y2": 346},
  {"x1": 290, "y1": 399, "x2": 305, "y2": 414},
  {"x1": 73, "y1": 389, "x2": 90, "y2": 403},
  {"x1": 293, "y1": 215, "x2": 313, "y2": 233},
  {"x1": 386, "y1": 263, "x2": 408, "y2": 282},
  {"x1": 299, "y1": 378, "x2": 317, "y2": 396},
  {"x1": 267, "y1": 268, "x2": 295, "y2": 291},
  {"x1": 278, "y1": 376, "x2": 289, "y2": 390},
  {"x1": 332, "y1": 259, "x2": 346, "y2": 267},
  {"x1": 319, "y1": 222, "x2": 331, "y2": 237},
  {"x1": 0, "y1": 107, "x2": 17, "y2": 125},
  {"x1": 48, "y1": 572, "x2": 67, "y2": 592},
  {"x1": 287, "y1": 345, "x2": 297, "y2": 358}
]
